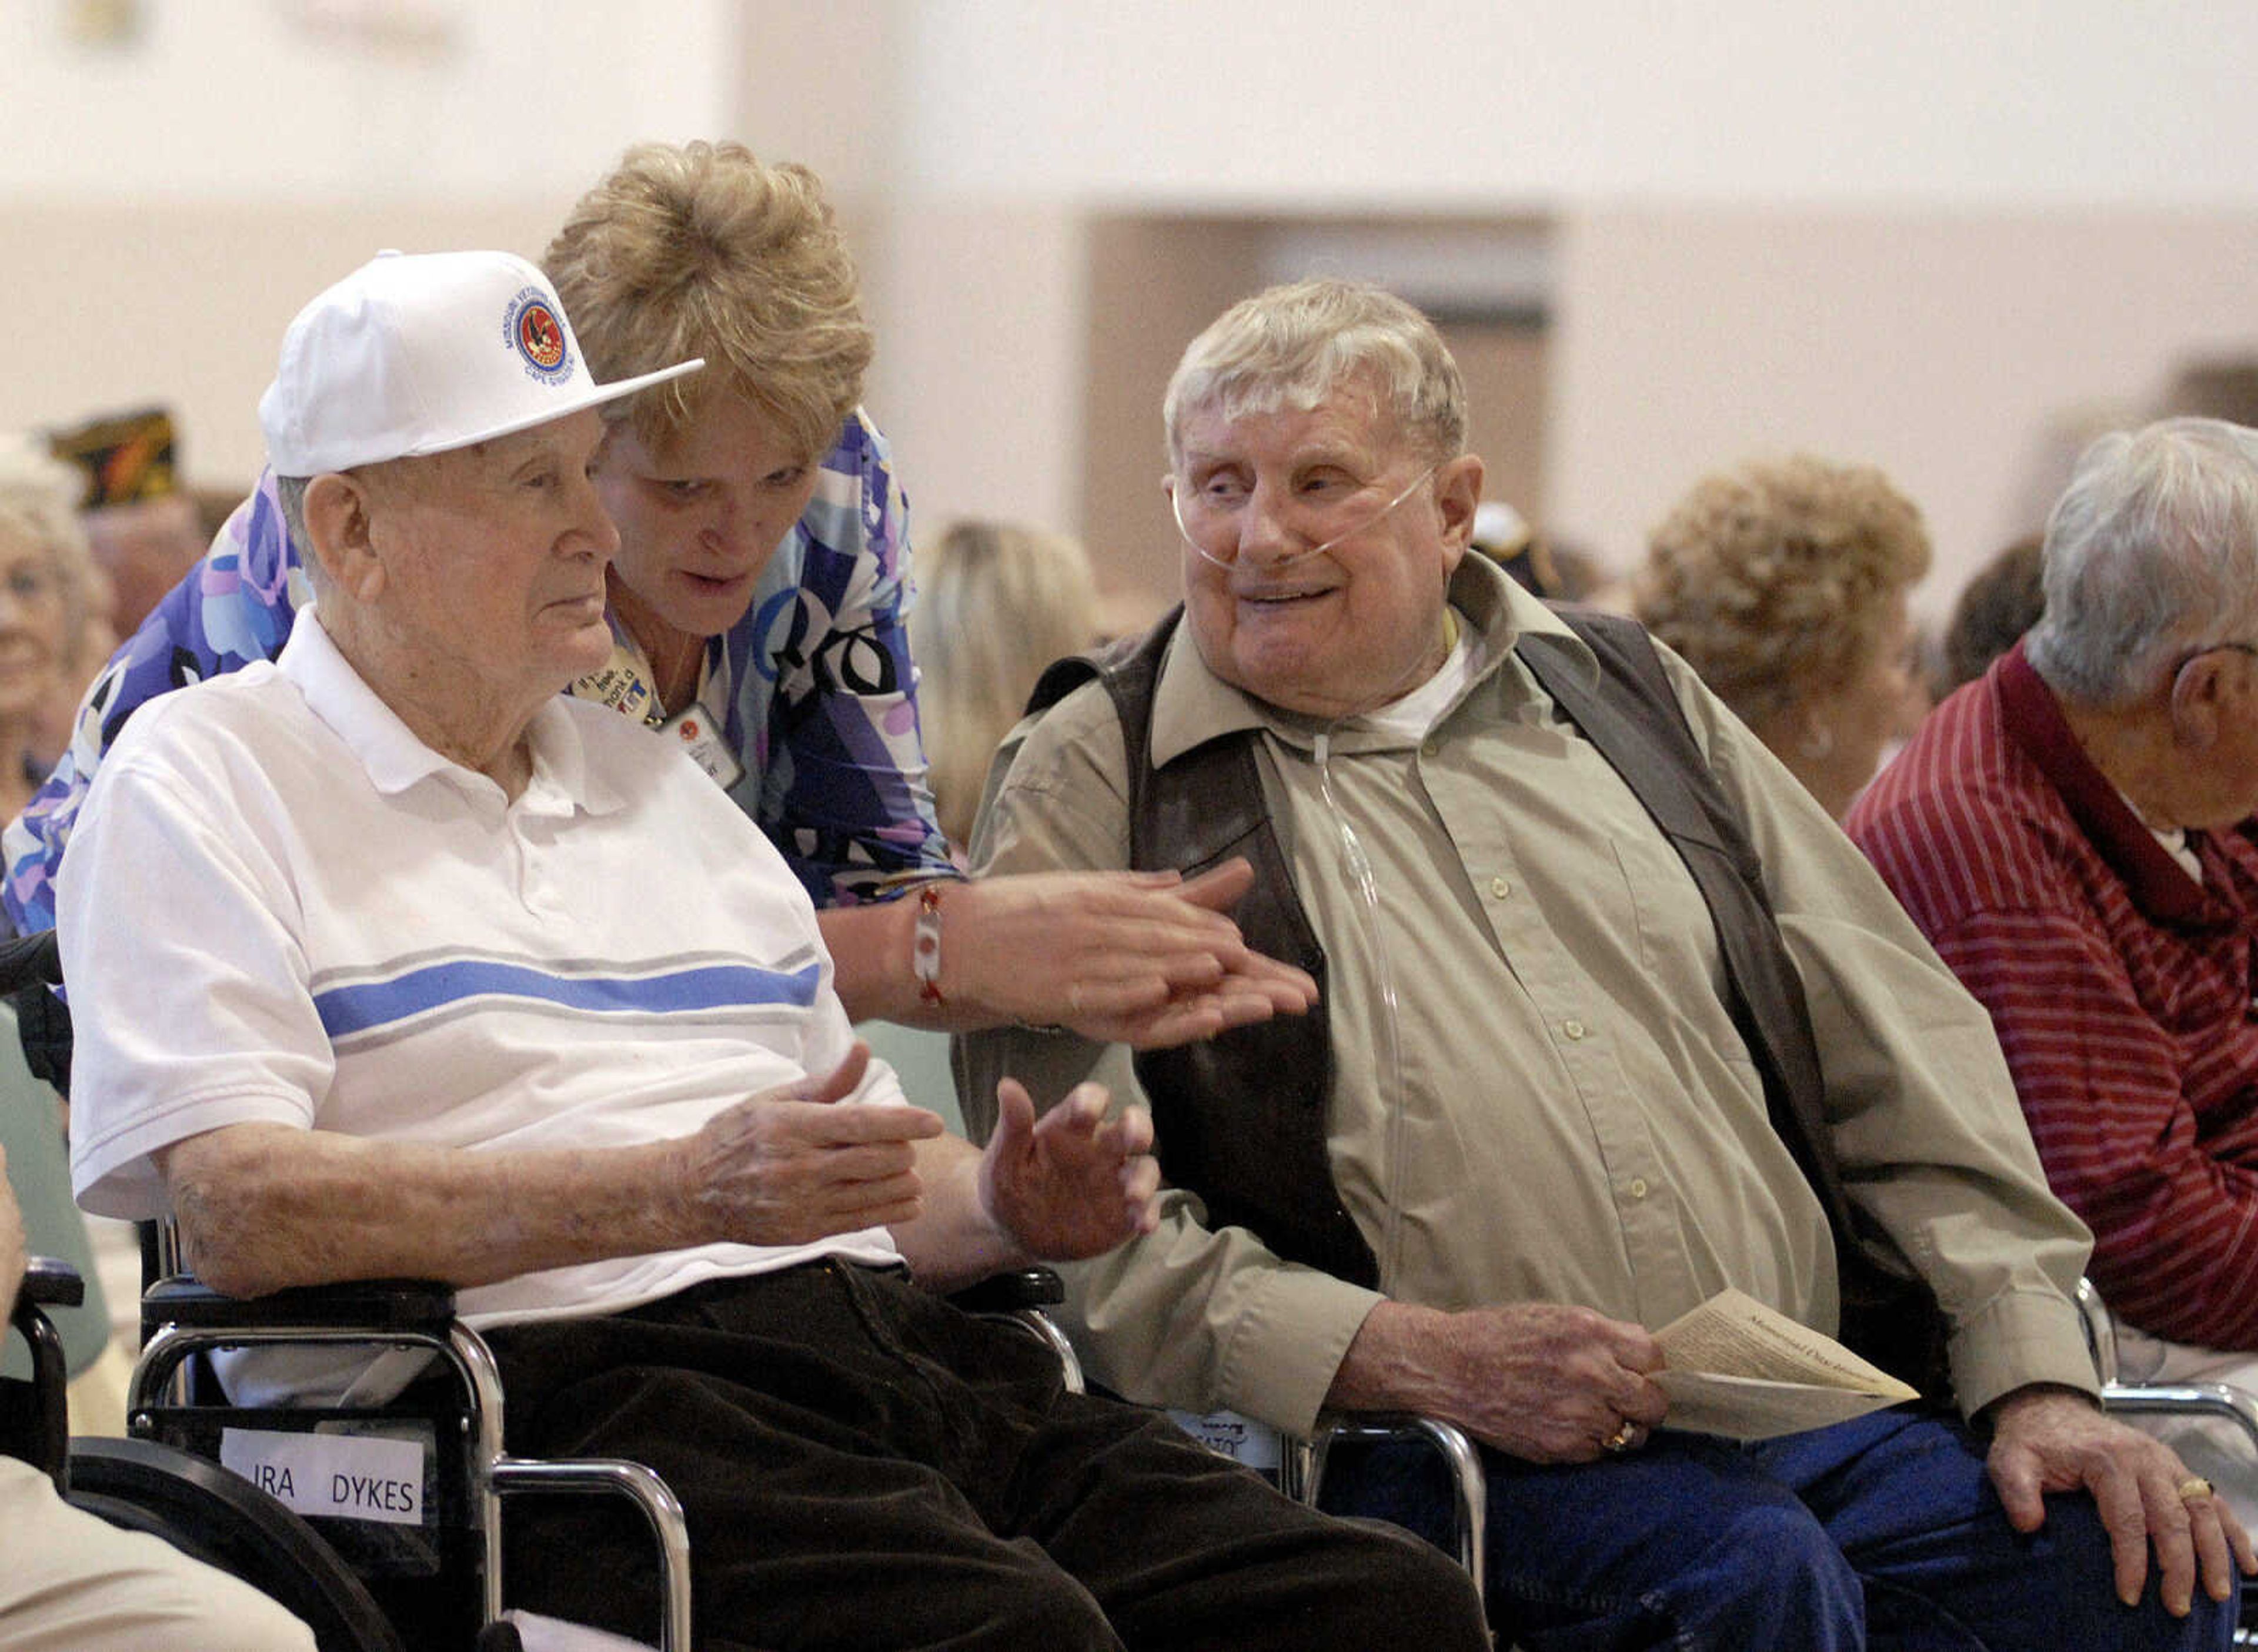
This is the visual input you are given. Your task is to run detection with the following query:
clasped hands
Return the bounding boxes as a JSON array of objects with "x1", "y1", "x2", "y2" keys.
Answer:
[{"x1": 945, "y1": 859, "x2": 1317, "y2": 1048}]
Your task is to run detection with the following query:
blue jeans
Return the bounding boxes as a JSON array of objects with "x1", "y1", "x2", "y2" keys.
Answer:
[{"x1": 1320, "y1": 1406, "x2": 2238, "y2": 1651}]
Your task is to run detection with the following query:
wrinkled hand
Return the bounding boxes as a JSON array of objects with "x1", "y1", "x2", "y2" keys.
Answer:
[
  {"x1": 1987, "y1": 1385, "x2": 2256, "y2": 1616},
  {"x1": 976, "y1": 1079, "x2": 1160, "y2": 1260},
  {"x1": 1434, "y1": 1302, "x2": 1668, "y2": 1463},
  {"x1": 951, "y1": 861, "x2": 1317, "y2": 1048},
  {"x1": 682, "y1": 1044, "x2": 946, "y2": 1246}
]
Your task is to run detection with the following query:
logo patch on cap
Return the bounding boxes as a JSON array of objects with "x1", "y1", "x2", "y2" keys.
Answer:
[{"x1": 504, "y1": 287, "x2": 573, "y2": 384}]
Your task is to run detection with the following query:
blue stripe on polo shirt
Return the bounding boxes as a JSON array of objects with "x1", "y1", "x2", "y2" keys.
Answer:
[{"x1": 314, "y1": 959, "x2": 822, "y2": 1042}]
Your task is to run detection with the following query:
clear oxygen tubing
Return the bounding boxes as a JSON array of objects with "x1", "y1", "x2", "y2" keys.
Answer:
[
  {"x1": 1172, "y1": 463, "x2": 1437, "y2": 575},
  {"x1": 1172, "y1": 460, "x2": 1452, "y2": 1295},
  {"x1": 1308, "y1": 724, "x2": 1417, "y2": 1290}
]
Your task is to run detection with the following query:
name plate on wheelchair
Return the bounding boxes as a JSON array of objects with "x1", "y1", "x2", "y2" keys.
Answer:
[
  {"x1": 1168, "y1": 1408, "x2": 1282, "y2": 1472},
  {"x1": 220, "y1": 1426, "x2": 427, "y2": 1527}
]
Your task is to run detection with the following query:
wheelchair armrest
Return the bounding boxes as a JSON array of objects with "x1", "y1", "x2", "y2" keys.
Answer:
[
  {"x1": 144, "y1": 1275, "x2": 458, "y2": 1335},
  {"x1": 19, "y1": 1255, "x2": 84, "y2": 1310},
  {"x1": 1295, "y1": 1410, "x2": 1489, "y2": 1615},
  {"x1": 945, "y1": 1267, "x2": 1064, "y2": 1315},
  {"x1": 2074, "y1": 1276, "x2": 2118, "y2": 1385},
  {"x1": 5, "y1": 1261, "x2": 76, "y2": 1487},
  {"x1": 946, "y1": 1268, "x2": 1081, "y2": 1394}
]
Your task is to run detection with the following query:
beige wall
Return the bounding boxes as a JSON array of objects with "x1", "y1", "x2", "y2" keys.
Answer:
[
  {"x1": 1077, "y1": 218, "x2": 1271, "y2": 608},
  {"x1": 3, "y1": 201, "x2": 573, "y2": 491},
  {"x1": 897, "y1": 2, "x2": 2258, "y2": 208},
  {"x1": 1549, "y1": 209, "x2": 2258, "y2": 623},
  {"x1": 1436, "y1": 319, "x2": 1548, "y2": 551},
  {"x1": 869, "y1": 202, "x2": 1087, "y2": 546},
  {"x1": 0, "y1": 1, "x2": 736, "y2": 203},
  {"x1": 15, "y1": 2, "x2": 2258, "y2": 632}
]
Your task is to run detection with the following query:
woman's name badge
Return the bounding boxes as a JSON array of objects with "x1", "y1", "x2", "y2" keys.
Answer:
[{"x1": 659, "y1": 701, "x2": 744, "y2": 790}]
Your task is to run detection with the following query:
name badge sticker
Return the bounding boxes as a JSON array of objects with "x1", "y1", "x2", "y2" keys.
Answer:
[
  {"x1": 1167, "y1": 1407, "x2": 1282, "y2": 1472},
  {"x1": 660, "y1": 700, "x2": 745, "y2": 790},
  {"x1": 219, "y1": 1426, "x2": 428, "y2": 1527}
]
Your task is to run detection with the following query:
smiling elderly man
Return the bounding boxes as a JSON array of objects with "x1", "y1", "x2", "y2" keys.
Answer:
[
  {"x1": 54, "y1": 252, "x2": 1487, "y2": 1652},
  {"x1": 1851, "y1": 418, "x2": 2258, "y2": 1529},
  {"x1": 961, "y1": 278, "x2": 2252, "y2": 1650}
]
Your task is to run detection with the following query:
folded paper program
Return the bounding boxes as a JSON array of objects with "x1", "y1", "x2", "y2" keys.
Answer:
[{"x1": 1653, "y1": 1289, "x2": 1921, "y2": 1440}]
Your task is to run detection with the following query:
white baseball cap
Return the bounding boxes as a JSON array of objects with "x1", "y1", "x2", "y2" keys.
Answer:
[{"x1": 258, "y1": 249, "x2": 703, "y2": 476}]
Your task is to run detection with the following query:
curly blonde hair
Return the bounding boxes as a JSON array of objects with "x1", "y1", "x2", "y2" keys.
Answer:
[
  {"x1": 1634, "y1": 455, "x2": 1930, "y2": 727},
  {"x1": 544, "y1": 141, "x2": 873, "y2": 464}
]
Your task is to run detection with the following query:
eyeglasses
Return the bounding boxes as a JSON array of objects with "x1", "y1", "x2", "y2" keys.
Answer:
[{"x1": 1170, "y1": 463, "x2": 1438, "y2": 571}]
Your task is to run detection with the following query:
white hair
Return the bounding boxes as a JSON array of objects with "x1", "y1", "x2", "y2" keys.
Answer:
[
  {"x1": 2026, "y1": 417, "x2": 2258, "y2": 705},
  {"x1": 271, "y1": 474, "x2": 326, "y2": 594},
  {"x1": 1163, "y1": 279, "x2": 1466, "y2": 471}
]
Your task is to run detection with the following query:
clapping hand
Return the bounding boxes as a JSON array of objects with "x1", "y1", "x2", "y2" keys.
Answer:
[{"x1": 976, "y1": 1078, "x2": 1160, "y2": 1260}]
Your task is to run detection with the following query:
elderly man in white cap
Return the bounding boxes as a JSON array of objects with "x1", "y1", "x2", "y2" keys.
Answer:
[{"x1": 52, "y1": 251, "x2": 1487, "y2": 1651}]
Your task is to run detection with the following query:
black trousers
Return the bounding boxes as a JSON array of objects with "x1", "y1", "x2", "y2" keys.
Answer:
[{"x1": 486, "y1": 1258, "x2": 1485, "y2": 1651}]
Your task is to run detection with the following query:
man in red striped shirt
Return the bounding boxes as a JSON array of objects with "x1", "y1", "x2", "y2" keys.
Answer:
[{"x1": 1849, "y1": 416, "x2": 2258, "y2": 1520}]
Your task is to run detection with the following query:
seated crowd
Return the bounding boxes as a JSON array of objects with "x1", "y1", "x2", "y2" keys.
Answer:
[{"x1": 8, "y1": 136, "x2": 2258, "y2": 1652}]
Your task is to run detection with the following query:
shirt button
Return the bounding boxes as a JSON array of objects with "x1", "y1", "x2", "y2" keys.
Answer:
[
  {"x1": 1489, "y1": 876, "x2": 1511, "y2": 899},
  {"x1": 1562, "y1": 1019, "x2": 1586, "y2": 1040},
  {"x1": 1420, "y1": 738, "x2": 1440, "y2": 758},
  {"x1": 1628, "y1": 1178, "x2": 1650, "y2": 1200}
]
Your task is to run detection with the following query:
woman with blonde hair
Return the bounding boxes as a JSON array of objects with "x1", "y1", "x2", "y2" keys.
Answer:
[
  {"x1": 1635, "y1": 454, "x2": 1932, "y2": 819},
  {"x1": 910, "y1": 519, "x2": 1101, "y2": 853}
]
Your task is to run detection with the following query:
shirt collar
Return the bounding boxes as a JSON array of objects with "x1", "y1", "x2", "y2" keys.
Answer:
[
  {"x1": 1996, "y1": 639, "x2": 2219, "y2": 925},
  {"x1": 278, "y1": 606, "x2": 623, "y2": 817},
  {"x1": 1149, "y1": 554, "x2": 1581, "y2": 767}
]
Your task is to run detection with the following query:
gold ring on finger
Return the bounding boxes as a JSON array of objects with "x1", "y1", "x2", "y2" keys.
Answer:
[
  {"x1": 1603, "y1": 1420, "x2": 1638, "y2": 1454},
  {"x1": 2178, "y1": 1476, "x2": 2215, "y2": 1503}
]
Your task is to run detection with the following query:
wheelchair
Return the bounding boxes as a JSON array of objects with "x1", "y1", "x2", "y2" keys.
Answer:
[
  {"x1": 2, "y1": 929, "x2": 1079, "y2": 1651},
  {"x1": 7, "y1": 1252, "x2": 410, "y2": 1649}
]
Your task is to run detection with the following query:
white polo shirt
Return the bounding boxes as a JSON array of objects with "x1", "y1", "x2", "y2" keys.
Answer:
[{"x1": 60, "y1": 606, "x2": 906, "y2": 1332}]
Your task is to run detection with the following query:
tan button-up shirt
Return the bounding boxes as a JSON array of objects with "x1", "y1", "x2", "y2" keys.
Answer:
[{"x1": 963, "y1": 557, "x2": 2096, "y2": 1437}]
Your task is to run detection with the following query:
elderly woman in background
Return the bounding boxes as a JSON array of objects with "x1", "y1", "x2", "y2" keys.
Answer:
[
  {"x1": 1635, "y1": 454, "x2": 1932, "y2": 818},
  {"x1": 0, "y1": 440, "x2": 108, "y2": 824},
  {"x1": 910, "y1": 519, "x2": 1101, "y2": 855}
]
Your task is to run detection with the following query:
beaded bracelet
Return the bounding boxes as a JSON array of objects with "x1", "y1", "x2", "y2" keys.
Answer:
[{"x1": 911, "y1": 883, "x2": 946, "y2": 1006}]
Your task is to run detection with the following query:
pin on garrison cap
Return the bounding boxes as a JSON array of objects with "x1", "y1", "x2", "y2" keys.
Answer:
[{"x1": 48, "y1": 406, "x2": 177, "y2": 509}]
